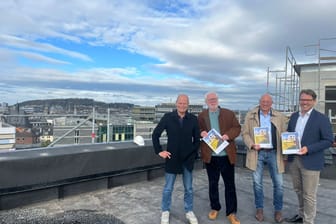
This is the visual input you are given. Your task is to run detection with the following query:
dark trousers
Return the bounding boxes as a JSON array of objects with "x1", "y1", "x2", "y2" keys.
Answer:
[{"x1": 205, "y1": 156, "x2": 237, "y2": 216}]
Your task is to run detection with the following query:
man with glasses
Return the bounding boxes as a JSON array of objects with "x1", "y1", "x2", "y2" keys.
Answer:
[
  {"x1": 198, "y1": 92, "x2": 241, "y2": 224},
  {"x1": 286, "y1": 89, "x2": 333, "y2": 224}
]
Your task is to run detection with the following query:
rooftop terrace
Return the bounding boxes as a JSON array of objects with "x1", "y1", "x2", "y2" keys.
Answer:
[
  {"x1": 0, "y1": 140, "x2": 335, "y2": 224},
  {"x1": 0, "y1": 166, "x2": 335, "y2": 224}
]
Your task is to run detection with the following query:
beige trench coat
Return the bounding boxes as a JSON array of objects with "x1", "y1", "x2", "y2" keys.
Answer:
[{"x1": 241, "y1": 106, "x2": 288, "y2": 173}]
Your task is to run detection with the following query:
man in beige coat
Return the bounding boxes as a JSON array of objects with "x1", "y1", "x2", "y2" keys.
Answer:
[{"x1": 242, "y1": 93, "x2": 287, "y2": 223}]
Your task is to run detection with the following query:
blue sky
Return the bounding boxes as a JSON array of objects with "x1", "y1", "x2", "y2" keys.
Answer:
[{"x1": 1, "y1": 0, "x2": 336, "y2": 110}]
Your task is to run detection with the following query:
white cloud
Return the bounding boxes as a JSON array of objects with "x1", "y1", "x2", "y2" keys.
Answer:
[
  {"x1": 1, "y1": 0, "x2": 336, "y2": 109},
  {"x1": 0, "y1": 35, "x2": 92, "y2": 62}
]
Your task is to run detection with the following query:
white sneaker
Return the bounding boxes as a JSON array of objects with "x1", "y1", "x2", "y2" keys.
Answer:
[
  {"x1": 161, "y1": 211, "x2": 170, "y2": 224},
  {"x1": 186, "y1": 211, "x2": 198, "y2": 224}
]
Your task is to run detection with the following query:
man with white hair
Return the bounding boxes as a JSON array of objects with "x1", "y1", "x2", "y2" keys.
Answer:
[{"x1": 198, "y1": 91, "x2": 241, "y2": 224}]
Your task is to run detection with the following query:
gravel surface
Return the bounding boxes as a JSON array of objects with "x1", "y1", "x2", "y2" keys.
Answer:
[{"x1": 0, "y1": 209, "x2": 125, "y2": 224}]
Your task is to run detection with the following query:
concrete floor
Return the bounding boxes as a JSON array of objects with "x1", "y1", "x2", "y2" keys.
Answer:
[{"x1": 0, "y1": 167, "x2": 335, "y2": 224}]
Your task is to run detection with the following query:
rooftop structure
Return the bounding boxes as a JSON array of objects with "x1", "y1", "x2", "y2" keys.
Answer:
[{"x1": 267, "y1": 43, "x2": 336, "y2": 136}]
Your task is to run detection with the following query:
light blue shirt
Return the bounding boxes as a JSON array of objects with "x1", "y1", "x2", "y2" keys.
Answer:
[
  {"x1": 259, "y1": 110, "x2": 273, "y2": 148},
  {"x1": 209, "y1": 109, "x2": 227, "y2": 156}
]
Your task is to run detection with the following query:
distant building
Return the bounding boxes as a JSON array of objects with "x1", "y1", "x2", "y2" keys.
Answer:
[
  {"x1": 98, "y1": 124, "x2": 134, "y2": 142},
  {"x1": 53, "y1": 117, "x2": 98, "y2": 146},
  {"x1": 234, "y1": 110, "x2": 247, "y2": 125},
  {"x1": 40, "y1": 134, "x2": 54, "y2": 143},
  {"x1": 15, "y1": 127, "x2": 34, "y2": 145},
  {"x1": 133, "y1": 121, "x2": 157, "y2": 139},
  {"x1": 110, "y1": 124, "x2": 134, "y2": 141},
  {"x1": 5, "y1": 104, "x2": 29, "y2": 127},
  {"x1": 0, "y1": 122, "x2": 15, "y2": 151},
  {"x1": 29, "y1": 118, "x2": 54, "y2": 144},
  {"x1": 154, "y1": 103, "x2": 203, "y2": 122},
  {"x1": 0, "y1": 102, "x2": 9, "y2": 114},
  {"x1": 132, "y1": 106, "x2": 155, "y2": 122}
]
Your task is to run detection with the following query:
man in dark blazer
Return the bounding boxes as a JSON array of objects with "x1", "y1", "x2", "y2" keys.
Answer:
[
  {"x1": 286, "y1": 89, "x2": 333, "y2": 224},
  {"x1": 152, "y1": 94, "x2": 200, "y2": 224}
]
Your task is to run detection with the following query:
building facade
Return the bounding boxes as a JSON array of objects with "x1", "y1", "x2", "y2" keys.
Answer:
[
  {"x1": 52, "y1": 117, "x2": 98, "y2": 146},
  {"x1": 0, "y1": 122, "x2": 15, "y2": 151},
  {"x1": 154, "y1": 103, "x2": 203, "y2": 122},
  {"x1": 132, "y1": 106, "x2": 155, "y2": 122},
  {"x1": 295, "y1": 62, "x2": 336, "y2": 133}
]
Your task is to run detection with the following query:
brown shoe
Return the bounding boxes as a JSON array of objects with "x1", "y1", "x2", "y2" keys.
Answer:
[
  {"x1": 274, "y1": 211, "x2": 283, "y2": 223},
  {"x1": 208, "y1": 210, "x2": 219, "y2": 220},
  {"x1": 255, "y1": 209, "x2": 264, "y2": 222},
  {"x1": 227, "y1": 213, "x2": 240, "y2": 224}
]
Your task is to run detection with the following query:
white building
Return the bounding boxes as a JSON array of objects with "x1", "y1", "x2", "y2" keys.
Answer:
[
  {"x1": 294, "y1": 62, "x2": 336, "y2": 134},
  {"x1": 295, "y1": 63, "x2": 336, "y2": 115},
  {"x1": 0, "y1": 122, "x2": 16, "y2": 151}
]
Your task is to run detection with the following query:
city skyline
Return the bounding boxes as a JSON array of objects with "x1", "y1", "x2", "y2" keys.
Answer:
[{"x1": 1, "y1": 0, "x2": 336, "y2": 110}]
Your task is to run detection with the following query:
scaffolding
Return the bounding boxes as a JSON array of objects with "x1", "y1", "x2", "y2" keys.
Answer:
[
  {"x1": 317, "y1": 38, "x2": 336, "y2": 135},
  {"x1": 267, "y1": 46, "x2": 300, "y2": 113}
]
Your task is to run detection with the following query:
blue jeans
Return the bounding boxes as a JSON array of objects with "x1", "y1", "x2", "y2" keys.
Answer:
[
  {"x1": 253, "y1": 150, "x2": 283, "y2": 211},
  {"x1": 162, "y1": 166, "x2": 193, "y2": 212}
]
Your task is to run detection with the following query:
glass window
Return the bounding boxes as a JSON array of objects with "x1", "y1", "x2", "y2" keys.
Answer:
[
  {"x1": 325, "y1": 86, "x2": 336, "y2": 115},
  {"x1": 325, "y1": 86, "x2": 336, "y2": 134}
]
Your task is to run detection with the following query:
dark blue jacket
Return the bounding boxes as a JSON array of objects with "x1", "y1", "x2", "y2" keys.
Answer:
[
  {"x1": 287, "y1": 109, "x2": 333, "y2": 170},
  {"x1": 152, "y1": 110, "x2": 200, "y2": 174}
]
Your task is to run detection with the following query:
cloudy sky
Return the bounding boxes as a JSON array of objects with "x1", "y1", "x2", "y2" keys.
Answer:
[{"x1": 1, "y1": 0, "x2": 336, "y2": 110}]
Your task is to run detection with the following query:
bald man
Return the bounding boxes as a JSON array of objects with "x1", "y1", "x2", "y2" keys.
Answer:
[{"x1": 242, "y1": 93, "x2": 287, "y2": 223}]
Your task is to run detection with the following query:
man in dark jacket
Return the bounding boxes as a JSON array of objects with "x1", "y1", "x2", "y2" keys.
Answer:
[{"x1": 152, "y1": 94, "x2": 200, "y2": 224}]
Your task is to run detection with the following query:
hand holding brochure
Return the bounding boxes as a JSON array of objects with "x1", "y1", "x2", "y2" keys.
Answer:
[
  {"x1": 202, "y1": 128, "x2": 229, "y2": 154},
  {"x1": 281, "y1": 132, "x2": 301, "y2": 154},
  {"x1": 254, "y1": 127, "x2": 272, "y2": 148}
]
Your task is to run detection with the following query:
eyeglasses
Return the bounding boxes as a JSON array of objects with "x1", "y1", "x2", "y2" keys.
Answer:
[{"x1": 299, "y1": 99, "x2": 314, "y2": 102}]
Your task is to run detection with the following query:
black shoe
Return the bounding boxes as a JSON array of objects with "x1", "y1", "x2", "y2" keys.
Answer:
[{"x1": 286, "y1": 214, "x2": 303, "y2": 223}]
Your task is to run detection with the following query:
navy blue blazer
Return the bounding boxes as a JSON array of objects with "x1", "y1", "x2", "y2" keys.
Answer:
[
  {"x1": 152, "y1": 110, "x2": 200, "y2": 174},
  {"x1": 287, "y1": 109, "x2": 333, "y2": 170}
]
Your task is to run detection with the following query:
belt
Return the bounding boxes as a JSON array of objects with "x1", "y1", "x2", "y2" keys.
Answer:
[{"x1": 260, "y1": 148, "x2": 275, "y2": 152}]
